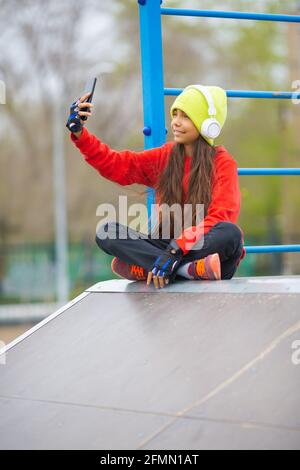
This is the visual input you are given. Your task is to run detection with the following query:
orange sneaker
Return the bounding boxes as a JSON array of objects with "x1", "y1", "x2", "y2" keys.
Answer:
[
  {"x1": 189, "y1": 253, "x2": 221, "y2": 280},
  {"x1": 111, "y1": 257, "x2": 147, "y2": 281}
]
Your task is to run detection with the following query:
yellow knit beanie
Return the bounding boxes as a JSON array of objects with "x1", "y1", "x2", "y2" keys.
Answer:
[{"x1": 170, "y1": 84, "x2": 227, "y2": 146}]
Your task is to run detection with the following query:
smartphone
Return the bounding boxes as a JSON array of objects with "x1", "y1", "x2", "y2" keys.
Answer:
[{"x1": 81, "y1": 77, "x2": 97, "y2": 120}]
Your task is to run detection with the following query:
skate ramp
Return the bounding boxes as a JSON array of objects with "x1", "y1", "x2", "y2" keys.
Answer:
[{"x1": 0, "y1": 277, "x2": 300, "y2": 450}]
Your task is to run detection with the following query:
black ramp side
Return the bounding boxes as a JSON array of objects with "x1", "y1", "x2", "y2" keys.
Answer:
[{"x1": 0, "y1": 278, "x2": 300, "y2": 450}]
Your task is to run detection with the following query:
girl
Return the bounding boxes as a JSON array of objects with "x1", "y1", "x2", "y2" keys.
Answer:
[{"x1": 67, "y1": 84, "x2": 246, "y2": 289}]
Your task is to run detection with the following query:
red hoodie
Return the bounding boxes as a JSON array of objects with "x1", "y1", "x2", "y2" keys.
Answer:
[{"x1": 70, "y1": 127, "x2": 246, "y2": 266}]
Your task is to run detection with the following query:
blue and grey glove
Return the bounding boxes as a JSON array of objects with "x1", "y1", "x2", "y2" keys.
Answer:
[
  {"x1": 147, "y1": 240, "x2": 183, "y2": 288},
  {"x1": 66, "y1": 98, "x2": 83, "y2": 133}
]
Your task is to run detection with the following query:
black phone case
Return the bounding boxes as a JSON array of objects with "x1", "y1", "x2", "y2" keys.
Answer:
[{"x1": 81, "y1": 78, "x2": 97, "y2": 120}]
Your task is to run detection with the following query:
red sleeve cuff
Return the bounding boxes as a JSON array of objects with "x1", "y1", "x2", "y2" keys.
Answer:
[
  {"x1": 175, "y1": 237, "x2": 190, "y2": 255},
  {"x1": 70, "y1": 126, "x2": 88, "y2": 144}
]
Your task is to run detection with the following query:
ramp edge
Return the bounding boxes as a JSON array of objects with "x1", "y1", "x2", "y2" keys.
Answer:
[
  {"x1": 86, "y1": 276, "x2": 300, "y2": 294},
  {"x1": 0, "y1": 291, "x2": 90, "y2": 358}
]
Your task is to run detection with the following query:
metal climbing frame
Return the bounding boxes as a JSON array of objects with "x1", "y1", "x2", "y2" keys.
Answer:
[{"x1": 138, "y1": 0, "x2": 300, "y2": 256}]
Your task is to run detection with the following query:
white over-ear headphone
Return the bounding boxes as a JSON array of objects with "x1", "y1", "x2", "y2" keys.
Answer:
[{"x1": 187, "y1": 84, "x2": 222, "y2": 139}]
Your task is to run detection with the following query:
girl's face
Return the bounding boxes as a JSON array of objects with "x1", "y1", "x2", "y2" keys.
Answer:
[{"x1": 171, "y1": 108, "x2": 200, "y2": 147}]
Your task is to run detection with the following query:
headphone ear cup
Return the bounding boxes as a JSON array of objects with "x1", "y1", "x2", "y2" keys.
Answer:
[{"x1": 201, "y1": 118, "x2": 221, "y2": 139}]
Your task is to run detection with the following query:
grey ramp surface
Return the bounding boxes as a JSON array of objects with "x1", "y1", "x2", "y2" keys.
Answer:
[
  {"x1": 88, "y1": 276, "x2": 300, "y2": 294},
  {"x1": 0, "y1": 278, "x2": 300, "y2": 449}
]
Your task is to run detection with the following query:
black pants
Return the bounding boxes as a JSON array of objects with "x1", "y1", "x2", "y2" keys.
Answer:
[{"x1": 96, "y1": 221, "x2": 244, "y2": 280}]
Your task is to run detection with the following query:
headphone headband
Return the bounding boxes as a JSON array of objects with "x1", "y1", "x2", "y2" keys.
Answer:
[{"x1": 187, "y1": 84, "x2": 217, "y2": 117}]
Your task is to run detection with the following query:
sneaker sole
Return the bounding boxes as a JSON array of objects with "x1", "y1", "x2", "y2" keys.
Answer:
[{"x1": 111, "y1": 258, "x2": 146, "y2": 281}]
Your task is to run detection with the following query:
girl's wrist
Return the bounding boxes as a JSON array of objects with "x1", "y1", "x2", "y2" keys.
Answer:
[
  {"x1": 167, "y1": 239, "x2": 183, "y2": 256},
  {"x1": 73, "y1": 129, "x2": 83, "y2": 139}
]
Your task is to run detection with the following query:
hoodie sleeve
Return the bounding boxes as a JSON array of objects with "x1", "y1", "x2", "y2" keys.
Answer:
[
  {"x1": 176, "y1": 155, "x2": 242, "y2": 254},
  {"x1": 70, "y1": 127, "x2": 165, "y2": 187}
]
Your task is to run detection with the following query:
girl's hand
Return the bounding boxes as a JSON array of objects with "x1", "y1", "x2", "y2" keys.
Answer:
[
  {"x1": 147, "y1": 241, "x2": 183, "y2": 289},
  {"x1": 147, "y1": 270, "x2": 170, "y2": 289},
  {"x1": 76, "y1": 93, "x2": 94, "y2": 120},
  {"x1": 66, "y1": 93, "x2": 94, "y2": 135}
]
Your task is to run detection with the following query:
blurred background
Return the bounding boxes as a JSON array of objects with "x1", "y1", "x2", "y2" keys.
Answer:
[{"x1": 0, "y1": 0, "x2": 300, "y2": 342}]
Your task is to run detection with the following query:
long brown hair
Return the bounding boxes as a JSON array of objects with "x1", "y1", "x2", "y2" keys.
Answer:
[{"x1": 154, "y1": 134, "x2": 217, "y2": 238}]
